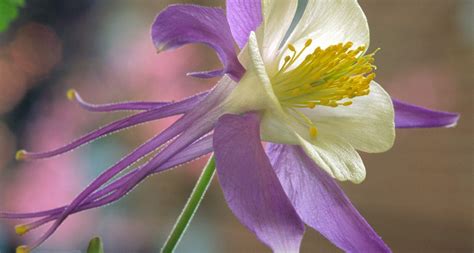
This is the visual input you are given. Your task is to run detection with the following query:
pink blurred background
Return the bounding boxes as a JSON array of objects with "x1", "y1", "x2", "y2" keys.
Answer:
[{"x1": 0, "y1": 0, "x2": 472, "y2": 252}]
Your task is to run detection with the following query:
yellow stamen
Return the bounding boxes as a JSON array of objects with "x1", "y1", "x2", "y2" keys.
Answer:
[
  {"x1": 66, "y1": 89, "x2": 77, "y2": 101},
  {"x1": 16, "y1": 245, "x2": 30, "y2": 253},
  {"x1": 287, "y1": 44, "x2": 296, "y2": 51},
  {"x1": 15, "y1": 224, "x2": 30, "y2": 236},
  {"x1": 309, "y1": 126, "x2": 318, "y2": 138},
  {"x1": 272, "y1": 41, "x2": 378, "y2": 108},
  {"x1": 15, "y1": 150, "x2": 26, "y2": 161},
  {"x1": 270, "y1": 40, "x2": 379, "y2": 141}
]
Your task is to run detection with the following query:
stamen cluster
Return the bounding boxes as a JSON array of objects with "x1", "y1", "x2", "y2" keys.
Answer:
[
  {"x1": 269, "y1": 39, "x2": 378, "y2": 139},
  {"x1": 272, "y1": 40, "x2": 378, "y2": 109}
]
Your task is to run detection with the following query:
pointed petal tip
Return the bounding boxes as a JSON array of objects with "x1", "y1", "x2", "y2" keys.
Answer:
[
  {"x1": 445, "y1": 113, "x2": 460, "y2": 128},
  {"x1": 155, "y1": 43, "x2": 168, "y2": 54},
  {"x1": 393, "y1": 99, "x2": 460, "y2": 128},
  {"x1": 268, "y1": 145, "x2": 391, "y2": 253}
]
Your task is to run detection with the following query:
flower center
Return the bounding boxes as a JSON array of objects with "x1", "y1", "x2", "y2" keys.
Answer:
[{"x1": 270, "y1": 39, "x2": 378, "y2": 138}]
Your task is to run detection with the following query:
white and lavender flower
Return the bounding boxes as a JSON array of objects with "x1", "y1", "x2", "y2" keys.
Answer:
[{"x1": 3, "y1": 1, "x2": 459, "y2": 252}]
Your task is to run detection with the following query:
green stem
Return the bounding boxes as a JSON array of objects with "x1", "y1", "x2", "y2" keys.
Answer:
[{"x1": 161, "y1": 155, "x2": 216, "y2": 253}]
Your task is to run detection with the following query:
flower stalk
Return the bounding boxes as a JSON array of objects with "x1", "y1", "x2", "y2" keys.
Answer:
[{"x1": 161, "y1": 155, "x2": 216, "y2": 253}]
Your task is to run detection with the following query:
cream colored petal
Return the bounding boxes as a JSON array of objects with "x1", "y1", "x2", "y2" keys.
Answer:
[
  {"x1": 224, "y1": 32, "x2": 368, "y2": 184},
  {"x1": 260, "y1": 111, "x2": 301, "y2": 144},
  {"x1": 224, "y1": 32, "x2": 277, "y2": 113},
  {"x1": 257, "y1": 0, "x2": 298, "y2": 72},
  {"x1": 290, "y1": 0, "x2": 369, "y2": 47},
  {"x1": 297, "y1": 133, "x2": 366, "y2": 184},
  {"x1": 278, "y1": 0, "x2": 370, "y2": 68},
  {"x1": 303, "y1": 81, "x2": 395, "y2": 153},
  {"x1": 224, "y1": 32, "x2": 300, "y2": 144}
]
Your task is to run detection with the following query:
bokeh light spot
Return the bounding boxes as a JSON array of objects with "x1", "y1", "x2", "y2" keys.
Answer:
[{"x1": 9, "y1": 22, "x2": 62, "y2": 82}]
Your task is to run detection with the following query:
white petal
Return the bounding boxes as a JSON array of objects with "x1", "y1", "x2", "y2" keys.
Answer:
[
  {"x1": 257, "y1": 0, "x2": 298, "y2": 70},
  {"x1": 224, "y1": 32, "x2": 278, "y2": 112},
  {"x1": 303, "y1": 81, "x2": 395, "y2": 153},
  {"x1": 296, "y1": 133, "x2": 366, "y2": 184},
  {"x1": 223, "y1": 32, "x2": 370, "y2": 184},
  {"x1": 277, "y1": 0, "x2": 370, "y2": 68},
  {"x1": 224, "y1": 32, "x2": 300, "y2": 144},
  {"x1": 289, "y1": 0, "x2": 369, "y2": 48}
]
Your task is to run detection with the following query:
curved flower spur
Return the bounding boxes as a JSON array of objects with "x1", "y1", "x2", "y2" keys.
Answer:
[{"x1": 3, "y1": 0, "x2": 459, "y2": 252}]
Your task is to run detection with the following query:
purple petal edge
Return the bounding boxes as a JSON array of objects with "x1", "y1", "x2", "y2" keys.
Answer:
[
  {"x1": 151, "y1": 4, "x2": 244, "y2": 80},
  {"x1": 226, "y1": 0, "x2": 262, "y2": 48},
  {"x1": 213, "y1": 112, "x2": 304, "y2": 253},
  {"x1": 268, "y1": 144, "x2": 391, "y2": 253},
  {"x1": 393, "y1": 99, "x2": 460, "y2": 128}
]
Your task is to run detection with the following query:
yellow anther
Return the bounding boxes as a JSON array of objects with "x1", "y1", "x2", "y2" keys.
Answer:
[
  {"x1": 16, "y1": 245, "x2": 30, "y2": 253},
  {"x1": 366, "y1": 73, "x2": 376, "y2": 80},
  {"x1": 343, "y1": 41, "x2": 354, "y2": 50},
  {"x1": 272, "y1": 40, "x2": 378, "y2": 117},
  {"x1": 309, "y1": 126, "x2": 318, "y2": 138},
  {"x1": 15, "y1": 224, "x2": 30, "y2": 236},
  {"x1": 288, "y1": 44, "x2": 296, "y2": 51},
  {"x1": 66, "y1": 89, "x2": 77, "y2": 101},
  {"x1": 307, "y1": 102, "x2": 316, "y2": 109},
  {"x1": 15, "y1": 150, "x2": 26, "y2": 161}
]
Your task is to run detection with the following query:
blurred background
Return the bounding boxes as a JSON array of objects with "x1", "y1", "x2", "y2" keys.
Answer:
[{"x1": 0, "y1": 0, "x2": 472, "y2": 252}]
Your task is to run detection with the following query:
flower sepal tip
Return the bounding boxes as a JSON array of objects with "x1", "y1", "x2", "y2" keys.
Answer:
[{"x1": 155, "y1": 43, "x2": 167, "y2": 54}]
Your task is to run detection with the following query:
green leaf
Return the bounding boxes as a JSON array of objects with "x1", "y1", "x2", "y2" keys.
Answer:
[
  {"x1": 0, "y1": 0, "x2": 25, "y2": 32},
  {"x1": 87, "y1": 237, "x2": 105, "y2": 253}
]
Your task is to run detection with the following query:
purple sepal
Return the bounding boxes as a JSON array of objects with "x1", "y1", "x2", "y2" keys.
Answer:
[
  {"x1": 226, "y1": 0, "x2": 262, "y2": 48},
  {"x1": 213, "y1": 112, "x2": 305, "y2": 253},
  {"x1": 267, "y1": 144, "x2": 391, "y2": 253},
  {"x1": 393, "y1": 99, "x2": 460, "y2": 128},
  {"x1": 151, "y1": 4, "x2": 244, "y2": 80},
  {"x1": 22, "y1": 77, "x2": 236, "y2": 249},
  {"x1": 22, "y1": 92, "x2": 208, "y2": 160},
  {"x1": 1, "y1": 134, "x2": 214, "y2": 227}
]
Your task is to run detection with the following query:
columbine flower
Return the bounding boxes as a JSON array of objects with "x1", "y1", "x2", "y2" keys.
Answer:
[{"x1": 3, "y1": 1, "x2": 459, "y2": 252}]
